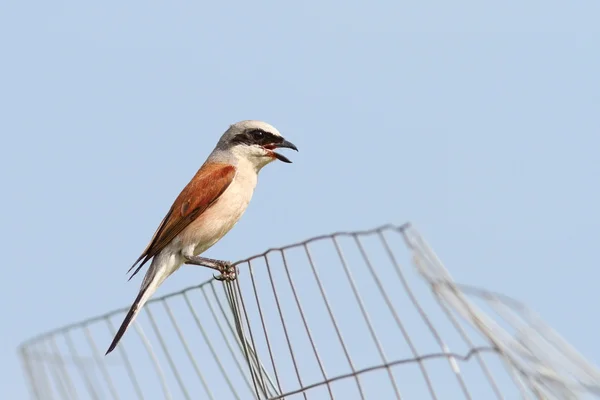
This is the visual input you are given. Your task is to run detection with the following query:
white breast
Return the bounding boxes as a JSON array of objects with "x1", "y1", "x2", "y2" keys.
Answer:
[{"x1": 178, "y1": 163, "x2": 258, "y2": 257}]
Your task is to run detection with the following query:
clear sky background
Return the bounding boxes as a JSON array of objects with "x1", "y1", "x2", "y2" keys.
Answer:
[{"x1": 1, "y1": 1, "x2": 599, "y2": 398}]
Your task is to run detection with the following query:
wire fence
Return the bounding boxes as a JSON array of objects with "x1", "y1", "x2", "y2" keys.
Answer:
[{"x1": 19, "y1": 223, "x2": 600, "y2": 399}]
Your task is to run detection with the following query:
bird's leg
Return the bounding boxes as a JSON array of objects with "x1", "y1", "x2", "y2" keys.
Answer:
[{"x1": 183, "y1": 255, "x2": 238, "y2": 281}]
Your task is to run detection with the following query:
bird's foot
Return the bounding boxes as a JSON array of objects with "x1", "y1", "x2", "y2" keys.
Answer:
[
  {"x1": 213, "y1": 261, "x2": 238, "y2": 282},
  {"x1": 183, "y1": 255, "x2": 238, "y2": 281}
]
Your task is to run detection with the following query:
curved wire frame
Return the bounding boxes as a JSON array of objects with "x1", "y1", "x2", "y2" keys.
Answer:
[{"x1": 19, "y1": 223, "x2": 600, "y2": 399}]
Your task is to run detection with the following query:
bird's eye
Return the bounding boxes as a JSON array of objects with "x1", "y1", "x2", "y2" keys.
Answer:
[{"x1": 249, "y1": 129, "x2": 268, "y2": 143}]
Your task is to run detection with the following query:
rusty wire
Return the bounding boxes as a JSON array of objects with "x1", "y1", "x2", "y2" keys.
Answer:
[{"x1": 19, "y1": 223, "x2": 600, "y2": 399}]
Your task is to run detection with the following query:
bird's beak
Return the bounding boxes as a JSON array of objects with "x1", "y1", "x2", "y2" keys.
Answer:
[
  {"x1": 275, "y1": 139, "x2": 298, "y2": 152},
  {"x1": 268, "y1": 139, "x2": 298, "y2": 163}
]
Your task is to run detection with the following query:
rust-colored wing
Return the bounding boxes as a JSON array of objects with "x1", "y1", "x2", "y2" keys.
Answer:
[{"x1": 127, "y1": 163, "x2": 236, "y2": 280}]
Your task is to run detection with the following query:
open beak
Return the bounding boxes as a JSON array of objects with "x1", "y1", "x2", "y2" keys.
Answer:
[{"x1": 265, "y1": 139, "x2": 298, "y2": 163}]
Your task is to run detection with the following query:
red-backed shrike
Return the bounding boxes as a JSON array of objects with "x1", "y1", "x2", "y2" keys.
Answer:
[{"x1": 105, "y1": 120, "x2": 297, "y2": 355}]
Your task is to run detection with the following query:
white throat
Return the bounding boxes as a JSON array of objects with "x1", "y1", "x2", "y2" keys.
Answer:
[{"x1": 229, "y1": 145, "x2": 275, "y2": 173}]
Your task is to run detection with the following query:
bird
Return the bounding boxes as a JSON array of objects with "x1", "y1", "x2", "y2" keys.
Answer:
[{"x1": 105, "y1": 120, "x2": 298, "y2": 355}]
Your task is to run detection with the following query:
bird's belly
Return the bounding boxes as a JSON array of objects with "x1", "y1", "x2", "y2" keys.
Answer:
[{"x1": 178, "y1": 175, "x2": 255, "y2": 256}]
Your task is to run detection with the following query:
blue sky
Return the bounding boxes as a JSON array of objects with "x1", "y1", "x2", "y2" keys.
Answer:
[{"x1": 1, "y1": 1, "x2": 599, "y2": 398}]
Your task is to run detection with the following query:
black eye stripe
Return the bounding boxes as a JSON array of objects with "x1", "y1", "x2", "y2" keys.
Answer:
[{"x1": 233, "y1": 129, "x2": 283, "y2": 146}]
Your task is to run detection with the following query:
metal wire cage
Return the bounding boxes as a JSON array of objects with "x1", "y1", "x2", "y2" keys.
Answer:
[{"x1": 19, "y1": 223, "x2": 600, "y2": 399}]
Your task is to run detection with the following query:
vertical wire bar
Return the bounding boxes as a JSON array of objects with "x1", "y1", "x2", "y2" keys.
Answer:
[
  {"x1": 182, "y1": 291, "x2": 242, "y2": 400},
  {"x1": 222, "y1": 280, "x2": 266, "y2": 399},
  {"x1": 225, "y1": 279, "x2": 281, "y2": 399},
  {"x1": 280, "y1": 249, "x2": 335, "y2": 399},
  {"x1": 230, "y1": 278, "x2": 282, "y2": 399},
  {"x1": 63, "y1": 330, "x2": 102, "y2": 400},
  {"x1": 133, "y1": 322, "x2": 173, "y2": 400},
  {"x1": 49, "y1": 335, "x2": 78, "y2": 399},
  {"x1": 243, "y1": 260, "x2": 283, "y2": 394},
  {"x1": 431, "y1": 292, "x2": 504, "y2": 399},
  {"x1": 264, "y1": 252, "x2": 309, "y2": 400},
  {"x1": 304, "y1": 243, "x2": 367, "y2": 400},
  {"x1": 222, "y1": 280, "x2": 264, "y2": 399},
  {"x1": 19, "y1": 347, "x2": 43, "y2": 400},
  {"x1": 231, "y1": 279, "x2": 282, "y2": 399},
  {"x1": 104, "y1": 318, "x2": 145, "y2": 400},
  {"x1": 201, "y1": 285, "x2": 258, "y2": 398},
  {"x1": 41, "y1": 341, "x2": 70, "y2": 400},
  {"x1": 32, "y1": 351, "x2": 56, "y2": 400},
  {"x1": 209, "y1": 282, "x2": 273, "y2": 399},
  {"x1": 35, "y1": 354, "x2": 56, "y2": 400},
  {"x1": 332, "y1": 237, "x2": 403, "y2": 399},
  {"x1": 238, "y1": 264, "x2": 282, "y2": 396},
  {"x1": 378, "y1": 231, "x2": 444, "y2": 399},
  {"x1": 162, "y1": 299, "x2": 215, "y2": 400},
  {"x1": 228, "y1": 280, "x2": 275, "y2": 399},
  {"x1": 82, "y1": 325, "x2": 121, "y2": 400},
  {"x1": 145, "y1": 306, "x2": 191, "y2": 400}
]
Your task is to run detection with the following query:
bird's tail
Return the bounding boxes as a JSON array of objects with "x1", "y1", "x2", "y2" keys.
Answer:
[{"x1": 105, "y1": 254, "x2": 177, "y2": 355}]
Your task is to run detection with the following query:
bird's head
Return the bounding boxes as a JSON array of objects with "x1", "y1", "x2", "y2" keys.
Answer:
[{"x1": 214, "y1": 120, "x2": 298, "y2": 171}]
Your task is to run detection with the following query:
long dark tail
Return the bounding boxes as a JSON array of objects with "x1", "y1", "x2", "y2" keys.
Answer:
[
  {"x1": 105, "y1": 286, "x2": 150, "y2": 355},
  {"x1": 106, "y1": 254, "x2": 174, "y2": 355}
]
